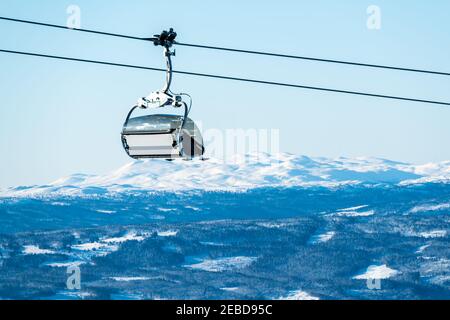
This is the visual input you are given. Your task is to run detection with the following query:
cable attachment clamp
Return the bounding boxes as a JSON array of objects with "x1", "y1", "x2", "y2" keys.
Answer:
[{"x1": 138, "y1": 28, "x2": 183, "y2": 110}]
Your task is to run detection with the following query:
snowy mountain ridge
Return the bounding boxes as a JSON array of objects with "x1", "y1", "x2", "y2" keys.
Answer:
[{"x1": 2, "y1": 153, "x2": 450, "y2": 198}]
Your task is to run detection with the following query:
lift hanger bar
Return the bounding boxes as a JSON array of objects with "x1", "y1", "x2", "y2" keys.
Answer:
[{"x1": 0, "y1": 16, "x2": 449, "y2": 77}]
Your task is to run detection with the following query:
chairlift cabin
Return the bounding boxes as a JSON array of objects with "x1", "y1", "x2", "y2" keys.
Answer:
[
  {"x1": 121, "y1": 28, "x2": 205, "y2": 160},
  {"x1": 122, "y1": 114, "x2": 204, "y2": 159}
]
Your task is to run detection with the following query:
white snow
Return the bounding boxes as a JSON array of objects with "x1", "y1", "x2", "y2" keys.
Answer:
[
  {"x1": 111, "y1": 277, "x2": 151, "y2": 282},
  {"x1": 418, "y1": 230, "x2": 447, "y2": 238},
  {"x1": 72, "y1": 232, "x2": 147, "y2": 255},
  {"x1": 51, "y1": 202, "x2": 69, "y2": 206},
  {"x1": 2, "y1": 153, "x2": 450, "y2": 197},
  {"x1": 410, "y1": 203, "x2": 450, "y2": 214},
  {"x1": 47, "y1": 261, "x2": 85, "y2": 268},
  {"x1": 338, "y1": 205, "x2": 369, "y2": 212},
  {"x1": 71, "y1": 233, "x2": 148, "y2": 257},
  {"x1": 72, "y1": 242, "x2": 109, "y2": 251},
  {"x1": 71, "y1": 242, "x2": 119, "y2": 258},
  {"x1": 23, "y1": 245, "x2": 56, "y2": 255},
  {"x1": 185, "y1": 256, "x2": 257, "y2": 273},
  {"x1": 199, "y1": 241, "x2": 226, "y2": 247},
  {"x1": 416, "y1": 244, "x2": 431, "y2": 254},
  {"x1": 256, "y1": 222, "x2": 290, "y2": 229},
  {"x1": 309, "y1": 231, "x2": 336, "y2": 244},
  {"x1": 428, "y1": 275, "x2": 450, "y2": 285},
  {"x1": 419, "y1": 258, "x2": 450, "y2": 285},
  {"x1": 336, "y1": 210, "x2": 375, "y2": 217},
  {"x1": 102, "y1": 232, "x2": 147, "y2": 243},
  {"x1": 404, "y1": 161, "x2": 450, "y2": 185},
  {"x1": 353, "y1": 264, "x2": 400, "y2": 280},
  {"x1": 157, "y1": 230, "x2": 178, "y2": 237},
  {"x1": 185, "y1": 206, "x2": 201, "y2": 211},
  {"x1": 95, "y1": 209, "x2": 116, "y2": 214},
  {"x1": 53, "y1": 290, "x2": 93, "y2": 299},
  {"x1": 221, "y1": 287, "x2": 240, "y2": 292},
  {"x1": 157, "y1": 208, "x2": 176, "y2": 212},
  {"x1": 277, "y1": 290, "x2": 319, "y2": 300}
]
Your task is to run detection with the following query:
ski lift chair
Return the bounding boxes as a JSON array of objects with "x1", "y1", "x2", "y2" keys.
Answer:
[{"x1": 121, "y1": 28, "x2": 205, "y2": 160}]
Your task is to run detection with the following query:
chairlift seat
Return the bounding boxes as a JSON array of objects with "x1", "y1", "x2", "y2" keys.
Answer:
[{"x1": 121, "y1": 114, "x2": 204, "y2": 159}]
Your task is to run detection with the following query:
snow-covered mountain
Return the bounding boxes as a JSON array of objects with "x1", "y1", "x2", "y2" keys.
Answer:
[
  {"x1": 1, "y1": 153, "x2": 449, "y2": 300},
  {"x1": 2, "y1": 153, "x2": 450, "y2": 198}
]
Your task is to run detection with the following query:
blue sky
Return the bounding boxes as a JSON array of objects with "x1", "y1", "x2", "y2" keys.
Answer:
[{"x1": 0, "y1": 0, "x2": 449, "y2": 187}]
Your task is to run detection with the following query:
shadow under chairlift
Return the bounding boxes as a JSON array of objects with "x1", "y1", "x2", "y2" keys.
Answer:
[{"x1": 121, "y1": 28, "x2": 205, "y2": 160}]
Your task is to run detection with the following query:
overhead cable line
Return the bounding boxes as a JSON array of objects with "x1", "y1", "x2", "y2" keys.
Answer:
[
  {"x1": 175, "y1": 42, "x2": 450, "y2": 77},
  {"x1": 0, "y1": 16, "x2": 150, "y2": 41},
  {"x1": 1, "y1": 16, "x2": 449, "y2": 77},
  {"x1": 1, "y1": 49, "x2": 449, "y2": 106}
]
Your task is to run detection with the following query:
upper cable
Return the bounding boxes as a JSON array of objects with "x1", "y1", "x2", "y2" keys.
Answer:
[{"x1": 1, "y1": 16, "x2": 449, "y2": 77}]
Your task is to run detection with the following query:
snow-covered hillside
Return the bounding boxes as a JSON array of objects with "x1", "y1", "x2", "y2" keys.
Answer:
[
  {"x1": 0, "y1": 153, "x2": 449, "y2": 299},
  {"x1": 2, "y1": 153, "x2": 450, "y2": 197}
]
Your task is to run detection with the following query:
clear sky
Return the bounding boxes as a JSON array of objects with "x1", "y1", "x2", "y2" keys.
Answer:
[{"x1": 0, "y1": 0, "x2": 449, "y2": 188}]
